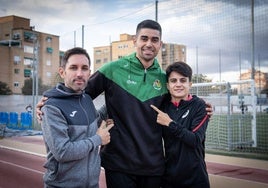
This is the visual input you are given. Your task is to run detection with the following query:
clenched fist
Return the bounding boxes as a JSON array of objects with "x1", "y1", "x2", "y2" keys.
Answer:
[{"x1": 96, "y1": 120, "x2": 114, "y2": 145}]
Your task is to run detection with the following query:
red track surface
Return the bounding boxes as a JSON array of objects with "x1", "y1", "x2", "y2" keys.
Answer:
[
  {"x1": 206, "y1": 161, "x2": 268, "y2": 184},
  {"x1": 0, "y1": 136, "x2": 268, "y2": 188},
  {"x1": 0, "y1": 148, "x2": 44, "y2": 188},
  {"x1": 0, "y1": 148, "x2": 107, "y2": 188}
]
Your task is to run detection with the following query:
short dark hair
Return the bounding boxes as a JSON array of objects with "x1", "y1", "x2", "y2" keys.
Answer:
[
  {"x1": 136, "y1": 19, "x2": 162, "y2": 38},
  {"x1": 166, "y1": 62, "x2": 192, "y2": 82},
  {"x1": 61, "y1": 47, "x2": 90, "y2": 68}
]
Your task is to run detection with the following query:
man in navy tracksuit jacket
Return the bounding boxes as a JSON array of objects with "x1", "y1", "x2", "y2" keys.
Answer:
[{"x1": 41, "y1": 47, "x2": 113, "y2": 188}]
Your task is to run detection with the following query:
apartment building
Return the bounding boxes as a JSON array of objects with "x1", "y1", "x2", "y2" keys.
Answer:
[
  {"x1": 93, "y1": 33, "x2": 186, "y2": 71},
  {"x1": 161, "y1": 43, "x2": 186, "y2": 70},
  {"x1": 94, "y1": 45, "x2": 112, "y2": 71},
  {"x1": 240, "y1": 69, "x2": 268, "y2": 94},
  {"x1": 0, "y1": 15, "x2": 60, "y2": 94}
]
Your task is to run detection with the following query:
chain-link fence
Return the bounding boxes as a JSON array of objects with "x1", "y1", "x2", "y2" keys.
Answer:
[{"x1": 191, "y1": 80, "x2": 268, "y2": 159}]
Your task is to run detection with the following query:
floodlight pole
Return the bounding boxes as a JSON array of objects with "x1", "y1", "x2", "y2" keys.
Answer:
[
  {"x1": 74, "y1": 30, "x2": 76, "y2": 47},
  {"x1": 251, "y1": 0, "x2": 257, "y2": 148},
  {"x1": 82, "y1": 25, "x2": 84, "y2": 48},
  {"x1": 155, "y1": 0, "x2": 158, "y2": 22},
  {"x1": 32, "y1": 35, "x2": 39, "y2": 129},
  {"x1": 251, "y1": 0, "x2": 255, "y2": 80}
]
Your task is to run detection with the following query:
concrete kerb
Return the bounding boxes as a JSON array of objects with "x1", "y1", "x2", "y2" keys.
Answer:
[
  {"x1": 0, "y1": 128, "x2": 45, "y2": 157},
  {"x1": 205, "y1": 153, "x2": 268, "y2": 171}
]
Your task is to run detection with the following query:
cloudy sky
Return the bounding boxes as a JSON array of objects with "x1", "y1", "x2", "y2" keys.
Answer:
[{"x1": 1, "y1": 0, "x2": 267, "y2": 82}]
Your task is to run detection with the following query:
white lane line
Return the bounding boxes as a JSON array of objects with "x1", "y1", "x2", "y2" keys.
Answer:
[
  {"x1": 0, "y1": 145, "x2": 46, "y2": 157},
  {"x1": 0, "y1": 159, "x2": 44, "y2": 174}
]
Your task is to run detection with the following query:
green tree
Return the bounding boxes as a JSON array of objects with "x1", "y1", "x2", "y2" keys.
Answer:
[
  {"x1": 261, "y1": 82, "x2": 268, "y2": 96},
  {"x1": 54, "y1": 72, "x2": 64, "y2": 83},
  {"x1": 192, "y1": 74, "x2": 212, "y2": 83},
  {"x1": 0, "y1": 81, "x2": 12, "y2": 95},
  {"x1": 21, "y1": 78, "x2": 52, "y2": 95},
  {"x1": 21, "y1": 79, "x2": 32, "y2": 95}
]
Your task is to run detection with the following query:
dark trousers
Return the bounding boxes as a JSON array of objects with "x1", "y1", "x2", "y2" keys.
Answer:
[
  {"x1": 161, "y1": 179, "x2": 210, "y2": 188},
  {"x1": 105, "y1": 169, "x2": 162, "y2": 188}
]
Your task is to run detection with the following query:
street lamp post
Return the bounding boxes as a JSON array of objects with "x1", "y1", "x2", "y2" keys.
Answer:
[
  {"x1": 31, "y1": 34, "x2": 39, "y2": 129},
  {"x1": 251, "y1": 0, "x2": 255, "y2": 80}
]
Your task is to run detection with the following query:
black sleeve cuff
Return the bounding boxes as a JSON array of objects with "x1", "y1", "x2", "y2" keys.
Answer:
[{"x1": 168, "y1": 121, "x2": 177, "y2": 128}]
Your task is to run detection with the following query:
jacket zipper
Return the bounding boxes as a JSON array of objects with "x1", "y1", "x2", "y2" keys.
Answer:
[
  {"x1": 80, "y1": 94, "x2": 90, "y2": 186},
  {"x1": 143, "y1": 69, "x2": 147, "y2": 82}
]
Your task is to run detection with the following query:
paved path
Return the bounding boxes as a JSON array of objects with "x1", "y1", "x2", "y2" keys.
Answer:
[{"x1": 1, "y1": 135, "x2": 268, "y2": 188}]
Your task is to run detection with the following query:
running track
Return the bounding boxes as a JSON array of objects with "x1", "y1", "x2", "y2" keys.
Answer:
[
  {"x1": 0, "y1": 148, "x2": 107, "y2": 188},
  {"x1": 0, "y1": 136, "x2": 268, "y2": 188}
]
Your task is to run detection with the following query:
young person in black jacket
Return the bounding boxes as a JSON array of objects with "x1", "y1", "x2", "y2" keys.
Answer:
[{"x1": 151, "y1": 62, "x2": 210, "y2": 188}]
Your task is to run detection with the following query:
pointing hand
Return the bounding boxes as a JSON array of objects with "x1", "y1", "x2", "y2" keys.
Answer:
[{"x1": 150, "y1": 105, "x2": 173, "y2": 126}]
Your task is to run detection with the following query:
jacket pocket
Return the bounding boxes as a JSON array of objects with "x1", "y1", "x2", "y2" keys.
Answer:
[{"x1": 44, "y1": 158, "x2": 59, "y2": 181}]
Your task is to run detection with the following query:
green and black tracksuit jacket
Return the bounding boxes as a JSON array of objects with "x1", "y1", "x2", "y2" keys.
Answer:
[{"x1": 85, "y1": 52, "x2": 168, "y2": 176}]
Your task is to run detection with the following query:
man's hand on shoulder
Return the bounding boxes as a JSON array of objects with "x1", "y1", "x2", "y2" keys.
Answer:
[{"x1": 36, "y1": 96, "x2": 48, "y2": 123}]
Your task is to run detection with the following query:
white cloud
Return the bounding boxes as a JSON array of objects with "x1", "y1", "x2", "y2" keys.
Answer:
[{"x1": 0, "y1": 0, "x2": 267, "y2": 82}]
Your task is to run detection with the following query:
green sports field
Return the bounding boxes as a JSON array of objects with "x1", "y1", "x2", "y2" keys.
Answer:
[{"x1": 205, "y1": 113, "x2": 268, "y2": 160}]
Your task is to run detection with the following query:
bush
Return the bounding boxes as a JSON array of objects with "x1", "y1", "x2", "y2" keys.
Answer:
[{"x1": 0, "y1": 81, "x2": 12, "y2": 95}]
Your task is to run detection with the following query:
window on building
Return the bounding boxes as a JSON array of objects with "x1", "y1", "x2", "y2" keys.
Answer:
[
  {"x1": 13, "y1": 33, "x2": 20, "y2": 40},
  {"x1": 14, "y1": 56, "x2": 21, "y2": 64},
  {"x1": 24, "y1": 32, "x2": 36, "y2": 42},
  {"x1": 46, "y1": 60, "x2": 51, "y2": 66},
  {"x1": 46, "y1": 72, "x2": 51, "y2": 77},
  {"x1": 96, "y1": 59, "x2": 101, "y2": 64},
  {"x1": 60, "y1": 51, "x2": 64, "y2": 57},
  {"x1": 182, "y1": 48, "x2": 185, "y2": 54},
  {"x1": 24, "y1": 45, "x2": 34, "y2": 54},
  {"x1": 14, "y1": 69, "x2": 20, "y2": 74},
  {"x1": 104, "y1": 58, "x2": 108, "y2": 63},
  {"x1": 24, "y1": 57, "x2": 33, "y2": 66},
  {"x1": 47, "y1": 47, "x2": 53, "y2": 53},
  {"x1": 24, "y1": 69, "x2": 31, "y2": 77},
  {"x1": 46, "y1": 36, "x2": 52, "y2": 42},
  {"x1": 95, "y1": 50, "x2": 101, "y2": 55},
  {"x1": 14, "y1": 82, "x2": 19, "y2": 87}
]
